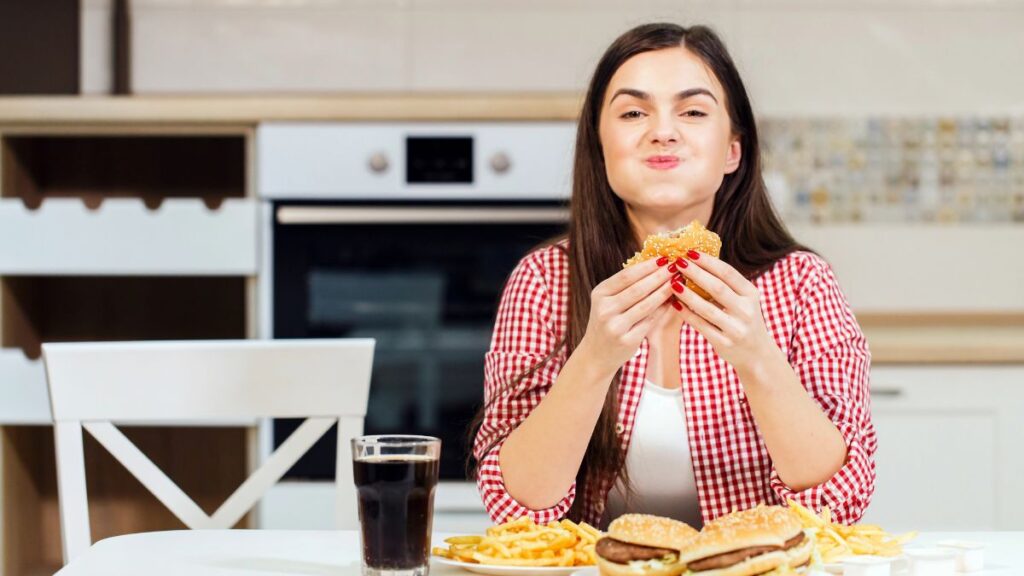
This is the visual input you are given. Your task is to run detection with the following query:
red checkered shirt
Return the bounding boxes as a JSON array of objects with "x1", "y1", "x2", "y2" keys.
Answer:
[{"x1": 474, "y1": 242, "x2": 876, "y2": 528}]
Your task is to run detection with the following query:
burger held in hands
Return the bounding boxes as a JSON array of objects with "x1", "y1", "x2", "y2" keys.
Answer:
[{"x1": 596, "y1": 507, "x2": 813, "y2": 576}]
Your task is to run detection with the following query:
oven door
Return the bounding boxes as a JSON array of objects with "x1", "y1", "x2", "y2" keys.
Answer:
[{"x1": 272, "y1": 202, "x2": 567, "y2": 483}]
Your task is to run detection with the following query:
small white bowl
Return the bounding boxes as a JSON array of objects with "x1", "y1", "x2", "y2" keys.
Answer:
[
  {"x1": 840, "y1": 555, "x2": 895, "y2": 576},
  {"x1": 904, "y1": 548, "x2": 956, "y2": 576},
  {"x1": 935, "y1": 540, "x2": 986, "y2": 572}
]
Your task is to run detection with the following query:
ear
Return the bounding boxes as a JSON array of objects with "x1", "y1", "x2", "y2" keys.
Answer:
[{"x1": 724, "y1": 138, "x2": 742, "y2": 174}]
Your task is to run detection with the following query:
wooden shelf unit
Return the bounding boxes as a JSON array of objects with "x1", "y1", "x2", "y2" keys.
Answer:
[{"x1": 0, "y1": 127, "x2": 257, "y2": 576}]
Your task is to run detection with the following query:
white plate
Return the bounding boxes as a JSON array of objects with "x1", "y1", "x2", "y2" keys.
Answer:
[
  {"x1": 822, "y1": 555, "x2": 909, "y2": 575},
  {"x1": 433, "y1": 557, "x2": 589, "y2": 576}
]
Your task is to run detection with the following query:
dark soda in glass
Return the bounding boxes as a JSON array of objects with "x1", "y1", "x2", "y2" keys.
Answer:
[{"x1": 352, "y1": 436, "x2": 440, "y2": 576}]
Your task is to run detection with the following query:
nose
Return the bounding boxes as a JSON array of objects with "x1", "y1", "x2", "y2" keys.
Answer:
[{"x1": 649, "y1": 114, "x2": 679, "y2": 147}]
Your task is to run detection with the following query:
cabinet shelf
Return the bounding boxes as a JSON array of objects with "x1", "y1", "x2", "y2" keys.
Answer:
[
  {"x1": 0, "y1": 349, "x2": 48, "y2": 425},
  {"x1": 0, "y1": 198, "x2": 257, "y2": 275}
]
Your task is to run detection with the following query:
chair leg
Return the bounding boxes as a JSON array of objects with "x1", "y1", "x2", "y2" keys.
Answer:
[
  {"x1": 53, "y1": 422, "x2": 92, "y2": 564},
  {"x1": 335, "y1": 418, "x2": 363, "y2": 531}
]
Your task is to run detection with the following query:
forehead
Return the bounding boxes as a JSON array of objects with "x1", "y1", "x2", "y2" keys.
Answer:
[{"x1": 604, "y1": 46, "x2": 724, "y2": 104}]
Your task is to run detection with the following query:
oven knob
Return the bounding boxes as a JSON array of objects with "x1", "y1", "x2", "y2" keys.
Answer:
[
  {"x1": 368, "y1": 152, "x2": 390, "y2": 173},
  {"x1": 490, "y1": 152, "x2": 512, "y2": 174}
]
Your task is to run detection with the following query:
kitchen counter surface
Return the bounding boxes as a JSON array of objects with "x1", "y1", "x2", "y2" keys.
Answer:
[
  {"x1": 0, "y1": 94, "x2": 584, "y2": 125},
  {"x1": 861, "y1": 316, "x2": 1024, "y2": 364}
]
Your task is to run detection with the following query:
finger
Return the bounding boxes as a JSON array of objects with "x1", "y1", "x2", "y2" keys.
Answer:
[
  {"x1": 683, "y1": 251, "x2": 757, "y2": 298},
  {"x1": 675, "y1": 255, "x2": 741, "y2": 310},
  {"x1": 620, "y1": 281, "x2": 676, "y2": 327},
  {"x1": 676, "y1": 300, "x2": 727, "y2": 346},
  {"x1": 626, "y1": 300, "x2": 673, "y2": 340},
  {"x1": 596, "y1": 257, "x2": 667, "y2": 297},
  {"x1": 675, "y1": 283, "x2": 741, "y2": 335},
  {"x1": 609, "y1": 264, "x2": 673, "y2": 313}
]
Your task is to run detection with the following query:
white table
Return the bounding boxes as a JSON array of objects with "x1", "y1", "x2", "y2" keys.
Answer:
[{"x1": 54, "y1": 530, "x2": 1024, "y2": 576}]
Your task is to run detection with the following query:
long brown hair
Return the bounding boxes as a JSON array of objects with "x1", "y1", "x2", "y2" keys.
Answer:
[{"x1": 468, "y1": 23, "x2": 807, "y2": 521}]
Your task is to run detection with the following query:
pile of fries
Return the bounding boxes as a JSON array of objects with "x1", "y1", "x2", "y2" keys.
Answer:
[
  {"x1": 432, "y1": 516, "x2": 603, "y2": 567},
  {"x1": 788, "y1": 500, "x2": 917, "y2": 563}
]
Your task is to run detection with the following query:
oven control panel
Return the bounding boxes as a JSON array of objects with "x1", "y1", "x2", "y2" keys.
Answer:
[{"x1": 257, "y1": 122, "x2": 574, "y2": 200}]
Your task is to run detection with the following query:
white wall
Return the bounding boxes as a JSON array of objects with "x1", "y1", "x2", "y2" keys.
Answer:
[{"x1": 81, "y1": 0, "x2": 1024, "y2": 115}]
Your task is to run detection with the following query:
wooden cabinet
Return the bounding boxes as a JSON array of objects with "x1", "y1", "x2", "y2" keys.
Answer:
[
  {"x1": 865, "y1": 365, "x2": 1024, "y2": 531},
  {"x1": 0, "y1": 127, "x2": 259, "y2": 575}
]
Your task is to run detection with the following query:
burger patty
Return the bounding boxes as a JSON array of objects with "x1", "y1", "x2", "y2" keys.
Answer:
[
  {"x1": 595, "y1": 537, "x2": 677, "y2": 564},
  {"x1": 687, "y1": 532, "x2": 805, "y2": 572}
]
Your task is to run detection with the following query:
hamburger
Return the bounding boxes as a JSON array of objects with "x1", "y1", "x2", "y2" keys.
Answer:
[
  {"x1": 677, "y1": 506, "x2": 814, "y2": 576},
  {"x1": 595, "y1": 514, "x2": 698, "y2": 576},
  {"x1": 623, "y1": 220, "x2": 722, "y2": 301}
]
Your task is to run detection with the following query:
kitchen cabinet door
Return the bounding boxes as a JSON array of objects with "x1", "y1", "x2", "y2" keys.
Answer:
[{"x1": 863, "y1": 365, "x2": 1024, "y2": 531}]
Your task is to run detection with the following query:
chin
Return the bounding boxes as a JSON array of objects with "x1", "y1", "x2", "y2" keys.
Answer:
[{"x1": 632, "y1": 185, "x2": 705, "y2": 212}]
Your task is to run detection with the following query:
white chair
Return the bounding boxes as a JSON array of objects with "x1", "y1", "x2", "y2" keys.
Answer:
[{"x1": 42, "y1": 338, "x2": 375, "y2": 564}]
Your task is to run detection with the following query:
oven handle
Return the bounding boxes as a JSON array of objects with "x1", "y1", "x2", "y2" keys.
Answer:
[{"x1": 276, "y1": 206, "x2": 570, "y2": 225}]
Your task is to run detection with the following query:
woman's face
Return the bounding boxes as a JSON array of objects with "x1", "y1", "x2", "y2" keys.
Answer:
[{"x1": 598, "y1": 46, "x2": 741, "y2": 226}]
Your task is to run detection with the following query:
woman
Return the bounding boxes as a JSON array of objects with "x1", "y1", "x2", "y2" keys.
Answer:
[{"x1": 470, "y1": 23, "x2": 875, "y2": 529}]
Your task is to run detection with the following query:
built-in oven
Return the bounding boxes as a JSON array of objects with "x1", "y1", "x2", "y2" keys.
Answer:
[{"x1": 257, "y1": 122, "x2": 575, "y2": 528}]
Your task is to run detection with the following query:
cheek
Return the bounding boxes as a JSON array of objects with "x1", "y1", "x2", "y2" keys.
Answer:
[
  {"x1": 702, "y1": 122, "x2": 735, "y2": 163},
  {"x1": 601, "y1": 126, "x2": 634, "y2": 164}
]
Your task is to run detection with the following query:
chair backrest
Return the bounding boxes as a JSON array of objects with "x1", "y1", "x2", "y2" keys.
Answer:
[{"x1": 42, "y1": 338, "x2": 374, "y2": 564}]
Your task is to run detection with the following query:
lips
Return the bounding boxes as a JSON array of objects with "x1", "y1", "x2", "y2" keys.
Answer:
[{"x1": 644, "y1": 155, "x2": 680, "y2": 170}]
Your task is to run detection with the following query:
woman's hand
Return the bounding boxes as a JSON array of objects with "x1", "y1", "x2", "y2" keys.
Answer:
[
  {"x1": 672, "y1": 251, "x2": 778, "y2": 374},
  {"x1": 578, "y1": 256, "x2": 677, "y2": 375}
]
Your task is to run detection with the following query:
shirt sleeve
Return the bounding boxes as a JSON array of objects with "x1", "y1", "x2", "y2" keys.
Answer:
[
  {"x1": 473, "y1": 252, "x2": 576, "y2": 524},
  {"x1": 769, "y1": 255, "x2": 877, "y2": 525}
]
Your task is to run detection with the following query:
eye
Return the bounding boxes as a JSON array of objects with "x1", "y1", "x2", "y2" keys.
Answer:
[
  {"x1": 681, "y1": 110, "x2": 708, "y2": 118},
  {"x1": 620, "y1": 110, "x2": 646, "y2": 119}
]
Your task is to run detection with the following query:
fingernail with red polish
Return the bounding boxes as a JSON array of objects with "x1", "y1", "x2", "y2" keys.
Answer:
[
  {"x1": 687, "y1": 250, "x2": 700, "y2": 260},
  {"x1": 657, "y1": 256, "x2": 669, "y2": 266},
  {"x1": 667, "y1": 264, "x2": 677, "y2": 273},
  {"x1": 671, "y1": 300, "x2": 683, "y2": 311},
  {"x1": 676, "y1": 258, "x2": 689, "y2": 268},
  {"x1": 672, "y1": 282, "x2": 685, "y2": 293}
]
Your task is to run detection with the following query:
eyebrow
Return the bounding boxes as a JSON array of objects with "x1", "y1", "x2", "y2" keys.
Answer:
[{"x1": 609, "y1": 87, "x2": 719, "y2": 105}]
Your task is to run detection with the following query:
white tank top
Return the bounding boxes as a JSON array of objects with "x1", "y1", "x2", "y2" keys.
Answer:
[{"x1": 603, "y1": 379, "x2": 702, "y2": 528}]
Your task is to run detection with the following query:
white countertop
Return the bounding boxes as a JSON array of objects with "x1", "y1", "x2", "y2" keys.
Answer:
[{"x1": 53, "y1": 529, "x2": 1024, "y2": 576}]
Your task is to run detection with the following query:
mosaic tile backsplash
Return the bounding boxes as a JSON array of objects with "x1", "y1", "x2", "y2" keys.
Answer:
[{"x1": 760, "y1": 118, "x2": 1024, "y2": 223}]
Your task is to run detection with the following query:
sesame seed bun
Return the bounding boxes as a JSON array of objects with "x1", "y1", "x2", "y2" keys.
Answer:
[
  {"x1": 623, "y1": 220, "x2": 722, "y2": 300},
  {"x1": 678, "y1": 506, "x2": 804, "y2": 570},
  {"x1": 606, "y1": 514, "x2": 699, "y2": 550}
]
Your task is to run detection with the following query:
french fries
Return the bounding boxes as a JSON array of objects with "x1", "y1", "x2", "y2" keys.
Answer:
[
  {"x1": 432, "y1": 516, "x2": 603, "y2": 567},
  {"x1": 787, "y1": 499, "x2": 917, "y2": 563}
]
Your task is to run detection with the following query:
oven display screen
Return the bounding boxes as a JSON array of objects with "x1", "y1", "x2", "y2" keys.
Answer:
[{"x1": 406, "y1": 137, "x2": 473, "y2": 184}]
